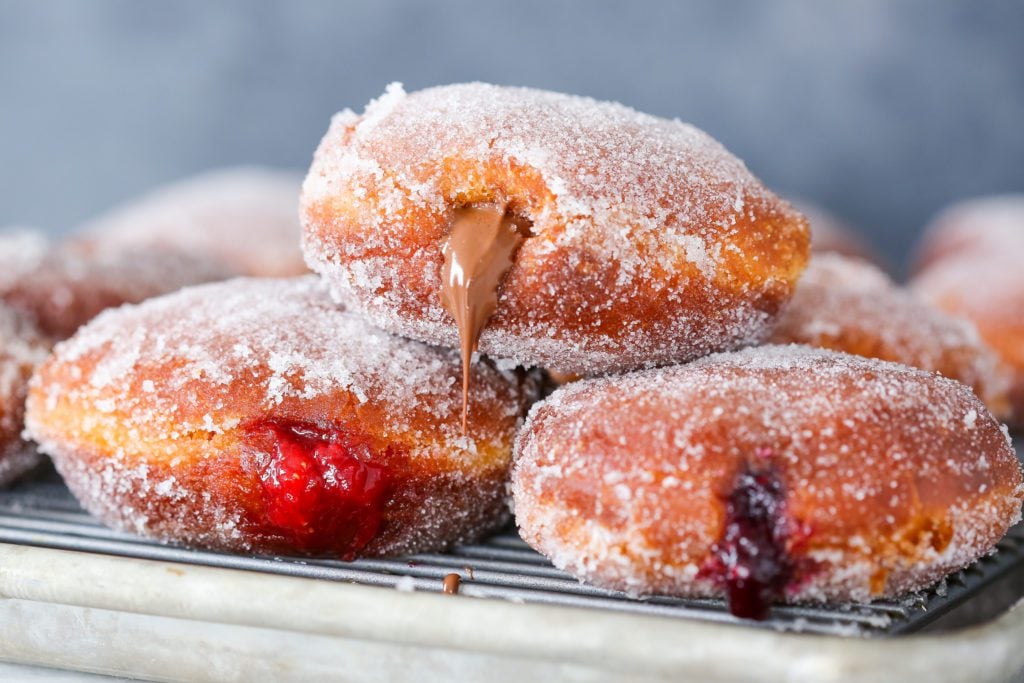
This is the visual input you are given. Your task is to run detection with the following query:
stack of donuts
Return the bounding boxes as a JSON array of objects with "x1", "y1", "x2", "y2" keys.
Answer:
[{"x1": 15, "y1": 83, "x2": 1024, "y2": 621}]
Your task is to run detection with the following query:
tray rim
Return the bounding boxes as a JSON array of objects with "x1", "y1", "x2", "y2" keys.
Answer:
[{"x1": 0, "y1": 542, "x2": 1022, "y2": 683}]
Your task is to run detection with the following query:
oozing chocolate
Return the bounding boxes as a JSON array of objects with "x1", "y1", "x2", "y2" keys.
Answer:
[
  {"x1": 247, "y1": 419, "x2": 391, "y2": 559},
  {"x1": 442, "y1": 572, "x2": 462, "y2": 595},
  {"x1": 700, "y1": 465, "x2": 796, "y2": 620},
  {"x1": 439, "y1": 203, "x2": 531, "y2": 432}
]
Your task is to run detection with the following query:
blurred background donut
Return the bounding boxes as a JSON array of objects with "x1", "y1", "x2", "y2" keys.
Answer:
[
  {"x1": 0, "y1": 236, "x2": 232, "y2": 339},
  {"x1": 769, "y1": 253, "x2": 1010, "y2": 418},
  {"x1": 78, "y1": 166, "x2": 308, "y2": 278},
  {"x1": 910, "y1": 196, "x2": 1024, "y2": 427},
  {"x1": 789, "y1": 199, "x2": 881, "y2": 266},
  {"x1": 912, "y1": 195, "x2": 1024, "y2": 274}
]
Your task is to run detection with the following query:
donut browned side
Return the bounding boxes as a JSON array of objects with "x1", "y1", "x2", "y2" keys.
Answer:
[
  {"x1": 770, "y1": 254, "x2": 1010, "y2": 419},
  {"x1": 301, "y1": 83, "x2": 809, "y2": 375},
  {"x1": 26, "y1": 277, "x2": 538, "y2": 558},
  {"x1": 512, "y1": 346, "x2": 1023, "y2": 618},
  {"x1": 0, "y1": 303, "x2": 50, "y2": 484}
]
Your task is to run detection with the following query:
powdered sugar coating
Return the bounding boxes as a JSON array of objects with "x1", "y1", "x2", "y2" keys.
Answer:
[
  {"x1": 913, "y1": 195, "x2": 1024, "y2": 273},
  {"x1": 512, "y1": 345, "x2": 1023, "y2": 603},
  {"x1": 27, "y1": 277, "x2": 536, "y2": 556},
  {"x1": 302, "y1": 82, "x2": 808, "y2": 374},
  {"x1": 770, "y1": 254, "x2": 1010, "y2": 417},
  {"x1": 80, "y1": 166, "x2": 308, "y2": 278},
  {"x1": 0, "y1": 303, "x2": 50, "y2": 484}
]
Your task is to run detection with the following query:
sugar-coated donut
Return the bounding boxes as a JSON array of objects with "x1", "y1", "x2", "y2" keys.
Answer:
[
  {"x1": 913, "y1": 195, "x2": 1024, "y2": 274},
  {"x1": 0, "y1": 236, "x2": 231, "y2": 340},
  {"x1": 302, "y1": 83, "x2": 809, "y2": 375},
  {"x1": 913, "y1": 256, "x2": 1024, "y2": 428},
  {"x1": 79, "y1": 167, "x2": 308, "y2": 278},
  {"x1": 26, "y1": 277, "x2": 538, "y2": 558},
  {"x1": 512, "y1": 346, "x2": 1023, "y2": 619},
  {"x1": 770, "y1": 254, "x2": 1010, "y2": 418},
  {"x1": 0, "y1": 303, "x2": 50, "y2": 485}
]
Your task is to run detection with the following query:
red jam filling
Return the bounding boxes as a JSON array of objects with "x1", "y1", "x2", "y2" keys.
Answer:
[
  {"x1": 246, "y1": 419, "x2": 390, "y2": 559},
  {"x1": 699, "y1": 466, "x2": 796, "y2": 620}
]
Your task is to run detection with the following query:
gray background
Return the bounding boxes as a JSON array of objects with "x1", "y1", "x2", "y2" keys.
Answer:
[{"x1": 1, "y1": 0, "x2": 1022, "y2": 268}]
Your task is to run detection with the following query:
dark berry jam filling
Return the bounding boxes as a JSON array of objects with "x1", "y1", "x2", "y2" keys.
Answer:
[
  {"x1": 699, "y1": 466, "x2": 796, "y2": 620},
  {"x1": 246, "y1": 419, "x2": 390, "y2": 559}
]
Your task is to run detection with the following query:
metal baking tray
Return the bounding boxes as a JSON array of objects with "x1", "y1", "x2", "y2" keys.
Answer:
[{"x1": 0, "y1": 451, "x2": 1022, "y2": 682}]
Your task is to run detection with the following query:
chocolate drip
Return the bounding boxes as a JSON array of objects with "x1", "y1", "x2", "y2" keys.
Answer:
[
  {"x1": 442, "y1": 572, "x2": 462, "y2": 595},
  {"x1": 439, "y1": 203, "x2": 530, "y2": 432}
]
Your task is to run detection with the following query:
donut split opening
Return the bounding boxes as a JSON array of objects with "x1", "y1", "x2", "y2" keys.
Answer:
[
  {"x1": 439, "y1": 202, "x2": 533, "y2": 433},
  {"x1": 699, "y1": 464, "x2": 797, "y2": 620},
  {"x1": 248, "y1": 419, "x2": 391, "y2": 559}
]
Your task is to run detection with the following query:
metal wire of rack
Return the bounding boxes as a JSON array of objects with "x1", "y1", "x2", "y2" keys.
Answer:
[{"x1": 0, "y1": 464, "x2": 1020, "y2": 639}]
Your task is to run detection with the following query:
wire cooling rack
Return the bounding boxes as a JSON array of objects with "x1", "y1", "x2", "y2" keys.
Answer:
[{"x1": 0, "y1": 460, "x2": 1021, "y2": 638}]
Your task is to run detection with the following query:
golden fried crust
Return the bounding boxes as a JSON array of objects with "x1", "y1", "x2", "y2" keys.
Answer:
[
  {"x1": 26, "y1": 277, "x2": 537, "y2": 557},
  {"x1": 771, "y1": 254, "x2": 1011, "y2": 419},
  {"x1": 512, "y1": 346, "x2": 1023, "y2": 603},
  {"x1": 301, "y1": 83, "x2": 809, "y2": 374}
]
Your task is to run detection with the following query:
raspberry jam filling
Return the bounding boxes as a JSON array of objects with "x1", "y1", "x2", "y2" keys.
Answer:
[
  {"x1": 699, "y1": 465, "x2": 797, "y2": 620},
  {"x1": 246, "y1": 419, "x2": 390, "y2": 559}
]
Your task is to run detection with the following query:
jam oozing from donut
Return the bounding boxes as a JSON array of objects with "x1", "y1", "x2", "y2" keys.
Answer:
[
  {"x1": 439, "y1": 202, "x2": 532, "y2": 433},
  {"x1": 700, "y1": 466, "x2": 796, "y2": 620},
  {"x1": 248, "y1": 419, "x2": 390, "y2": 559}
]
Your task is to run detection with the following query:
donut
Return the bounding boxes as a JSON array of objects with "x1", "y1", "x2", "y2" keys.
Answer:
[
  {"x1": 913, "y1": 195, "x2": 1024, "y2": 274},
  {"x1": 25, "y1": 276, "x2": 537, "y2": 558},
  {"x1": 0, "y1": 303, "x2": 50, "y2": 485},
  {"x1": 301, "y1": 83, "x2": 809, "y2": 385},
  {"x1": 512, "y1": 345, "x2": 1023, "y2": 619},
  {"x1": 1, "y1": 236, "x2": 232, "y2": 340},
  {"x1": 770, "y1": 254, "x2": 1010, "y2": 418},
  {"x1": 790, "y1": 199, "x2": 879, "y2": 264},
  {"x1": 79, "y1": 167, "x2": 308, "y2": 278},
  {"x1": 912, "y1": 255, "x2": 1024, "y2": 428}
]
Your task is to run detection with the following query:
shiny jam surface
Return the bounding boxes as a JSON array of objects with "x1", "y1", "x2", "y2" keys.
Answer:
[
  {"x1": 700, "y1": 467, "x2": 795, "y2": 620},
  {"x1": 247, "y1": 419, "x2": 390, "y2": 559}
]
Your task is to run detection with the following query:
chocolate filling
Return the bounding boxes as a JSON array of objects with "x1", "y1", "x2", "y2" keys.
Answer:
[
  {"x1": 442, "y1": 572, "x2": 462, "y2": 595},
  {"x1": 439, "y1": 202, "x2": 532, "y2": 432}
]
